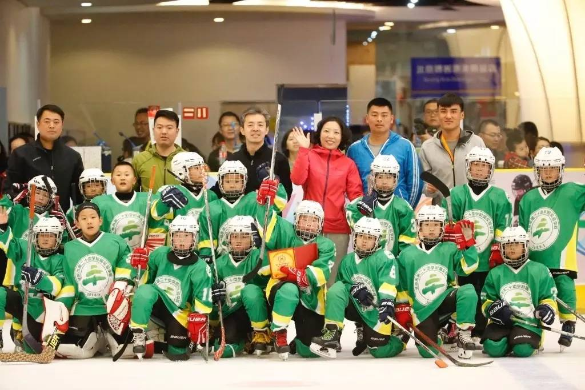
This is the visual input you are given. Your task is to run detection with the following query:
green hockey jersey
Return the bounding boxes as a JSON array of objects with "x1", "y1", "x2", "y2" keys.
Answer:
[
  {"x1": 263, "y1": 213, "x2": 335, "y2": 315},
  {"x1": 0, "y1": 197, "x2": 46, "y2": 241},
  {"x1": 519, "y1": 182, "x2": 585, "y2": 272},
  {"x1": 397, "y1": 242, "x2": 478, "y2": 324},
  {"x1": 143, "y1": 246, "x2": 213, "y2": 327},
  {"x1": 92, "y1": 192, "x2": 163, "y2": 250},
  {"x1": 214, "y1": 248, "x2": 270, "y2": 318},
  {"x1": 336, "y1": 249, "x2": 398, "y2": 336},
  {"x1": 481, "y1": 260, "x2": 557, "y2": 335},
  {"x1": 197, "y1": 184, "x2": 287, "y2": 257},
  {"x1": 445, "y1": 184, "x2": 512, "y2": 272},
  {"x1": 346, "y1": 195, "x2": 416, "y2": 257},
  {"x1": 0, "y1": 227, "x2": 65, "y2": 321},
  {"x1": 57, "y1": 232, "x2": 135, "y2": 316}
]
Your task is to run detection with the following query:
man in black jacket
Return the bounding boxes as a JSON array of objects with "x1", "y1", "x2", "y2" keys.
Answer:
[
  {"x1": 3, "y1": 104, "x2": 84, "y2": 212},
  {"x1": 211, "y1": 107, "x2": 292, "y2": 198}
]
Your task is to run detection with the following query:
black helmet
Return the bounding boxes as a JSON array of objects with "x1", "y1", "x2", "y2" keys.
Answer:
[{"x1": 512, "y1": 174, "x2": 533, "y2": 191}]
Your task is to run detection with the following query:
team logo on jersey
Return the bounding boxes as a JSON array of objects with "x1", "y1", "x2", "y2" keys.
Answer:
[
  {"x1": 463, "y1": 209, "x2": 494, "y2": 253},
  {"x1": 155, "y1": 275, "x2": 183, "y2": 306},
  {"x1": 74, "y1": 254, "x2": 114, "y2": 298},
  {"x1": 414, "y1": 263, "x2": 448, "y2": 306},
  {"x1": 528, "y1": 208, "x2": 559, "y2": 251},
  {"x1": 110, "y1": 211, "x2": 145, "y2": 249},
  {"x1": 224, "y1": 275, "x2": 244, "y2": 308},
  {"x1": 351, "y1": 274, "x2": 377, "y2": 311},
  {"x1": 187, "y1": 208, "x2": 203, "y2": 221},
  {"x1": 500, "y1": 282, "x2": 534, "y2": 318},
  {"x1": 378, "y1": 220, "x2": 395, "y2": 252}
]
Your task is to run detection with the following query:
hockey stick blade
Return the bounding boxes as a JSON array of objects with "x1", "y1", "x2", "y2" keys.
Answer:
[
  {"x1": 411, "y1": 325, "x2": 493, "y2": 367},
  {"x1": 420, "y1": 171, "x2": 451, "y2": 199},
  {"x1": 556, "y1": 299, "x2": 585, "y2": 324},
  {"x1": 112, "y1": 330, "x2": 132, "y2": 362},
  {"x1": 0, "y1": 346, "x2": 56, "y2": 364}
]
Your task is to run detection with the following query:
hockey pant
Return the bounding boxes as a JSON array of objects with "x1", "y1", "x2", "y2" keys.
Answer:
[
  {"x1": 268, "y1": 281, "x2": 324, "y2": 358},
  {"x1": 218, "y1": 284, "x2": 269, "y2": 358},
  {"x1": 415, "y1": 285, "x2": 477, "y2": 358},
  {"x1": 130, "y1": 284, "x2": 189, "y2": 356},
  {"x1": 458, "y1": 271, "x2": 488, "y2": 337},
  {"x1": 324, "y1": 281, "x2": 403, "y2": 358},
  {"x1": 482, "y1": 323, "x2": 540, "y2": 358},
  {"x1": 0, "y1": 286, "x2": 43, "y2": 352},
  {"x1": 552, "y1": 273, "x2": 576, "y2": 322}
]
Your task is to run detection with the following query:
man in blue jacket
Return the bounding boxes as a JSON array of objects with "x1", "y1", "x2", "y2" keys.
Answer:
[{"x1": 347, "y1": 98, "x2": 423, "y2": 208}]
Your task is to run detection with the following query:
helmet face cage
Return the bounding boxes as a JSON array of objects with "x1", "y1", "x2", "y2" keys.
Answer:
[
  {"x1": 373, "y1": 172, "x2": 399, "y2": 197},
  {"x1": 33, "y1": 218, "x2": 63, "y2": 256},
  {"x1": 370, "y1": 156, "x2": 400, "y2": 197},
  {"x1": 219, "y1": 172, "x2": 247, "y2": 200},
  {"x1": 535, "y1": 166, "x2": 563, "y2": 192},
  {"x1": 79, "y1": 178, "x2": 107, "y2": 200},
  {"x1": 169, "y1": 216, "x2": 199, "y2": 257},
  {"x1": 28, "y1": 176, "x2": 57, "y2": 214},
  {"x1": 416, "y1": 206, "x2": 446, "y2": 246},
  {"x1": 353, "y1": 232, "x2": 380, "y2": 258},
  {"x1": 417, "y1": 220, "x2": 444, "y2": 246},
  {"x1": 465, "y1": 159, "x2": 493, "y2": 186},
  {"x1": 228, "y1": 232, "x2": 254, "y2": 261},
  {"x1": 501, "y1": 240, "x2": 528, "y2": 268},
  {"x1": 27, "y1": 187, "x2": 53, "y2": 214},
  {"x1": 294, "y1": 213, "x2": 323, "y2": 242},
  {"x1": 170, "y1": 230, "x2": 197, "y2": 257}
]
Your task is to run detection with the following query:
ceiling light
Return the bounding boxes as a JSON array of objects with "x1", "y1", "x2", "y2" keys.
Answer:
[
  {"x1": 447, "y1": 28, "x2": 456, "y2": 33},
  {"x1": 81, "y1": 18, "x2": 92, "y2": 24},
  {"x1": 214, "y1": 17, "x2": 224, "y2": 22},
  {"x1": 411, "y1": 0, "x2": 418, "y2": 3},
  {"x1": 363, "y1": 42, "x2": 368, "y2": 46},
  {"x1": 407, "y1": 2, "x2": 415, "y2": 9},
  {"x1": 490, "y1": 25, "x2": 500, "y2": 30},
  {"x1": 81, "y1": 2, "x2": 92, "y2": 6},
  {"x1": 370, "y1": 31, "x2": 378, "y2": 38},
  {"x1": 379, "y1": 26, "x2": 391, "y2": 31},
  {"x1": 384, "y1": 22, "x2": 394, "y2": 26},
  {"x1": 367, "y1": 37, "x2": 372, "y2": 42}
]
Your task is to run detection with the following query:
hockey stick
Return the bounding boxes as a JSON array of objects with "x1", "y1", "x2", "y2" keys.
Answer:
[
  {"x1": 41, "y1": 176, "x2": 76, "y2": 239},
  {"x1": 388, "y1": 317, "x2": 447, "y2": 368},
  {"x1": 411, "y1": 324, "x2": 493, "y2": 367},
  {"x1": 556, "y1": 298, "x2": 585, "y2": 324},
  {"x1": 21, "y1": 184, "x2": 43, "y2": 354},
  {"x1": 512, "y1": 317, "x2": 585, "y2": 341},
  {"x1": 420, "y1": 171, "x2": 453, "y2": 224},
  {"x1": 242, "y1": 103, "x2": 282, "y2": 284},
  {"x1": 113, "y1": 166, "x2": 156, "y2": 362},
  {"x1": 203, "y1": 173, "x2": 226, "y2": 361}
]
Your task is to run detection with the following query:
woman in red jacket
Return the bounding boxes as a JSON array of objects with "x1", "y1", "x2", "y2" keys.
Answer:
[{"x1": 290, "y1": 116, "x2": 363, "y2": 286}]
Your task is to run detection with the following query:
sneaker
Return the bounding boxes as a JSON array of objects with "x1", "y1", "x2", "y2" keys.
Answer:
[
  {"x1": 131, "y1": 328, "x2": 147, "y2": 358},
  {"x1": 273, "y1": 329, "x2": 290, "y2": 361},
  {"x1": 559, "y1": 321, "x2": 576, "y2": 351},
  {"x1": 251, "y1": 329, "x2": 271, "y2": 355},
  {"x1": 310, "y1": 324, "x2": 341, "y2": 359},
  {"x1": 457, "y1": 327, "x2": 475, "y2": 359}
]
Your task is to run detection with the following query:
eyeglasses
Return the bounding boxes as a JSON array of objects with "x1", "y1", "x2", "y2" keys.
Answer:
[
  {"x1": 483, "y1": 133, "x2": 502, "y2": 139},
  {"x1": 424, "y1": 110, "x2": 439, "y2": 116}
]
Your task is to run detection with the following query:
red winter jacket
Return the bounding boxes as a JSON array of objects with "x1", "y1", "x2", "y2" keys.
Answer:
[{"x1": 291, "y1": 146, "x2": 363, "y2": 234}]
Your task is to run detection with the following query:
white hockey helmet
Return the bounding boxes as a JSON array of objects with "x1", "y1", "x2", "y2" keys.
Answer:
[
  {"x1": 169, "y1": 215, "x2": 199, "y2": 256},
  {"x1": 370, "y1": 155, "x2": 400, "y2": 196},
  {"x1": 78, "y1": 168, "x2": 108, "y2": 200},
  {"x1": 352, "y1": 217, "x2": 382, "y2": 258},
  {"x1": 33, "y1": 217, "x2": 64, "y2": 256},
  {"x1": 465, "y1": 146, "x2": 495, "y2": 186},
  {"x1": 416, "y1": 205, "x2": 447, "y2": 246},
  {"x1": 28, "y1": 175, "x2": 57, "y2": 213},
  {"x1": 218, "y1": 160, "x2": 248, "y2": 200},
  {"x1": 499, "y1": 226, "x2": 529, "y2": 268},
  {"x1": 225, "y1": 215, "x2": 256, "y2": 261},
  {"x1": 534, "y1": 147, "x2": 565, "y2": 191},
  {"x1": 171, "y1": 152, "x2": 206, "y2": 185},
  {"x1": 294, "y1": 200, "x2": 324, "y2": 241}
]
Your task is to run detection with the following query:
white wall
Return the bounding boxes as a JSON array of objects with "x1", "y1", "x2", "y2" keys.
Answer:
[
  {"x1": 50, "y1": 13, "x2": 347, "y2": 160},
  {"x1": 0, "y1": 0, "x2": 50, "y2": 125}
]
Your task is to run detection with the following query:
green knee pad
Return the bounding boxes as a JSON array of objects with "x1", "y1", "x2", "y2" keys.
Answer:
[
  {"x1": 369, "y1": 336, "x2": 403, "y2": 358},
  {"x1": 295, "y1": 339, "x2": 319, "y2": 358},
  {"x1": 416, "y1": 338, "x2": 441, "y2": 358},
  {"x1": 167, "y1": 345, "x2": 188, "y2": 356},
  {"x1": 483, "y1": 338, "x2": 508, "y2": 357},
  {"x1": 512, "y1": 343, "x2": 535, "y2": 358},
  {"x1": 216, "y1": 340, "x2": 245, "y2": 358}
]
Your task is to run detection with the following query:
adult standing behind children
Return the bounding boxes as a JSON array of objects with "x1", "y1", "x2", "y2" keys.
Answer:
[
  {"x1": 347, "y1": 98, "x2": 423, "y2": 208},
  {"x1": 289, "y1": 117, "x2": 363, "y2": 283},
  {"x1": 133, "y1": 110, "x2": 184, "y2": 194}
]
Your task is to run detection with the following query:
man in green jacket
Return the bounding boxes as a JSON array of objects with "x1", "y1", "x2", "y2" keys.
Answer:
[{"x1": 133, "y1": 110, "x2": 184, "y2": 193}]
